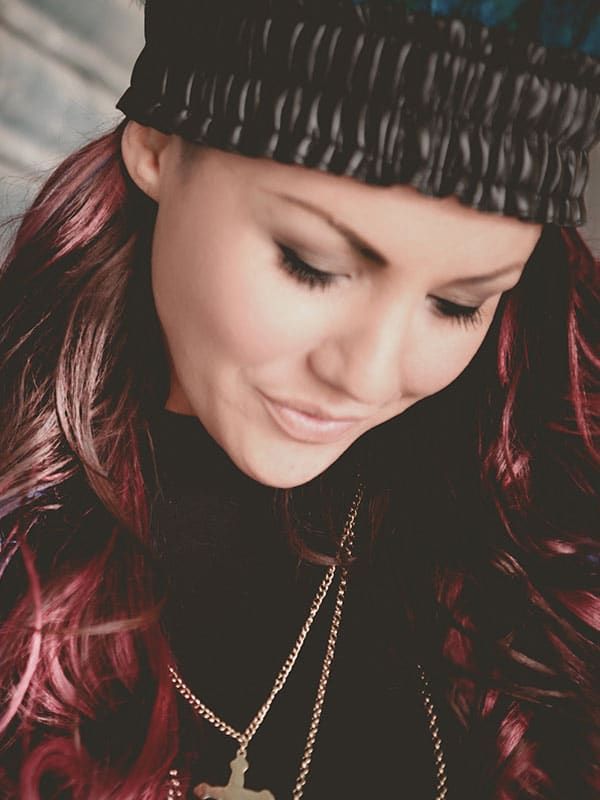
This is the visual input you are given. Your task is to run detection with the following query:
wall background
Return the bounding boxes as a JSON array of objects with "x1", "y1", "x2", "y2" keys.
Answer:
[
  {"x1": 0, "y1": 0, "x2": 143, "y2": 220},
  {"x1": 1, "y1": 0, "x2": 599, "y2": 254}
]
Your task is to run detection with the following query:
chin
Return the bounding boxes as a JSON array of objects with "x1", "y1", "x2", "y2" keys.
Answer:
[
  {"x1": 236, "y1": 448, "x2": 342, "y2": 490},
  {"x1": 244, "y1": 464, "x2": 327, "y2": 490}
]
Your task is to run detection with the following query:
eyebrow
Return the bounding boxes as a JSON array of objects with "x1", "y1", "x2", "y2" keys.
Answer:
[
  {"x1": 442, "y1": 263, "x2": 524, "y2": 287},
  {"x1": 268, "y1": 191, "x2": 387, "y2": 266},
  {"x1": 268, "y1": 190, "x2": 524, "y2": 285}
]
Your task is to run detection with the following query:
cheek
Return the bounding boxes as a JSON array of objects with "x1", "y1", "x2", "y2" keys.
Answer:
[
  {"x1": 403, "y1": 323, "x2": 492, "y2": 398},
  {"x1": 151, "y1": 210, "x2": 315, "y2": 371}
]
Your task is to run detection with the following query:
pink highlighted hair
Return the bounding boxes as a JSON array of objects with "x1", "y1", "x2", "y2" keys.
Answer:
[{"x1": 0, "y1": 121, "x2": 598, "y2": 798}]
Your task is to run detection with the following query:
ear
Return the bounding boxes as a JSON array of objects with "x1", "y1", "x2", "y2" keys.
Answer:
[{"x1": 121, "y1": 121, "x2": 171, "y2": 201}]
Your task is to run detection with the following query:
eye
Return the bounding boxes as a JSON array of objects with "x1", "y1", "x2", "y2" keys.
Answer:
[
  {"x1": 276, "y1": 242, "x2": 485, "y2": 328},
  {"x1": 275, "y1": 243, "x2": 338, "y2": 290},
  {"x1": 432, "y1": 297, "x2": 484, "y2": 328}
]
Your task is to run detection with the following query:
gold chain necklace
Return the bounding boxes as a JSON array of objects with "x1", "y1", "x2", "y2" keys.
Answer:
[
  {"x1": 168, "y1": 482, "x2": 364, "y2": 800},
  {"x1": 166, "y1": 483, "x2": 449, "y2": 799}
]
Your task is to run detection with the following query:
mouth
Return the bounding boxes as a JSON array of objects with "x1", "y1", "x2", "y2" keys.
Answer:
[{"x1": 260, "y1": 393, "x2": 362, "y2": 445}]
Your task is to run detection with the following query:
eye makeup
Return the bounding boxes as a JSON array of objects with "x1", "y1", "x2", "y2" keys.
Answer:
[{"x1": 274, "y1": 242, "x2": 484, "y2": 328}]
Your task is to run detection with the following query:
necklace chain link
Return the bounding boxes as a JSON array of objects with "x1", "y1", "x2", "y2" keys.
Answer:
[
  {"x1": 167, "y1": 483, "x2": 449, "y2": 800},
  {"x1": 416, "y1": 664, "x2": 449, "y2": 800}
]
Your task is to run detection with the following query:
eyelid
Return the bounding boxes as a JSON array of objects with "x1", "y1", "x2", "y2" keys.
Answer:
[
  {"x1": 430, "y1": 295, "x2": 481, "y2": 312},
  {"x1": 430, "y1": 297, "x2": 484, "y2": 328},
  {"x1": 276, "y1": 240, "x2": 351, "y2": 274},
  {"x1": 277, "y1": 244, "x2": 482, "y2": 304},
  {"x1": 275, "y1": 242, "x2": 338, "y2": 289},
  {"x1": 276, "y1": 243, "x2": 486, "y2": 328},
  {"x1": 276, "y1": 242, "x2": 346, "y2": 278}
]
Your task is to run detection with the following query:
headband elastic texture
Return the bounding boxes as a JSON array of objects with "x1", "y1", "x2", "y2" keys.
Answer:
[{"x1": 118, "y1": 0, "x2": 600, "y2": 225}]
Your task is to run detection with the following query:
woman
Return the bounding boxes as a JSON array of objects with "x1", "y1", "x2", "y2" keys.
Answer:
[{"x1": 0, "y1": 1, "x2": 598, "y2": 798}]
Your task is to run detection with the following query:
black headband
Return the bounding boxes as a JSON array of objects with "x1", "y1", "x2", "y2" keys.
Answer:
[{"x1": 117, "y1": 0, "x2": 600, "y2": 226}]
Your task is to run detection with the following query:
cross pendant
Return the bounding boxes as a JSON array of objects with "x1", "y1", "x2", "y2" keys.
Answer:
[{"x1": 193, "y1": 754, "x2": 276, "y2": 800}]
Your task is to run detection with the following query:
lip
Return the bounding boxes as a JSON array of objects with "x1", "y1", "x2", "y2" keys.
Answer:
[{"x1": 261, "y1": 394, "x2": 363, "y2": 444}]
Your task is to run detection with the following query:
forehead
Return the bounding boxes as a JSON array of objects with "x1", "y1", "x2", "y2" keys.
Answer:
[{"x1": 176, "y1": 142, "x2": 542, "y2": 272}]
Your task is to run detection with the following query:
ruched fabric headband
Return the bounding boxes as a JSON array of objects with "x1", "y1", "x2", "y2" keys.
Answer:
[{"x1": 117, "y1": 0, "x2": 600, "y2": 226}]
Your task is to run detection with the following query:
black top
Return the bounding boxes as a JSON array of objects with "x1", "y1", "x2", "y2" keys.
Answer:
[{"x1": 148, "y1": 408, "x2": 448, "y2": 799}]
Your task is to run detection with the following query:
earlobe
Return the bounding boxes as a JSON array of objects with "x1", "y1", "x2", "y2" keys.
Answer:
[{"x1": 121, "y1": 121, "x2": 170, "y2": 202}]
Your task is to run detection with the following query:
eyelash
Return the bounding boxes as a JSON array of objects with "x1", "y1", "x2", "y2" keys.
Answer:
[{"x1": 275, "y1": 243, "x2": 484, "y2": 328}]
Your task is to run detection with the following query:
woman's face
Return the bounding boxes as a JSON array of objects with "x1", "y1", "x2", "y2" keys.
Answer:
[{"x1": 123, "y1": 124, "x2": 542, "y2": 488}]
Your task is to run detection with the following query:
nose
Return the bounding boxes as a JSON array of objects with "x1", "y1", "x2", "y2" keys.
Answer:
[{"x1": 307, "y1": 297, "x2": 411, "y2": 407}]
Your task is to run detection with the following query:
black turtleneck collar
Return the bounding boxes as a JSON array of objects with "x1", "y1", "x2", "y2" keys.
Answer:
[{"x1": 146, "y1": 407, "x2": 276, "y2": 504}]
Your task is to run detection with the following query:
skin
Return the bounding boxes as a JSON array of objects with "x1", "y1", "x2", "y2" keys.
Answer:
[{"x1": 121, "y1": 122, "x2": 542, "y2": 489}]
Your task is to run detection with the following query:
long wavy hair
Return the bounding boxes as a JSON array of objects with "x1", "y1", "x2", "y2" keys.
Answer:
[{"x1": 0, "y1": 120, "x2": 598, "y2": 799}]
